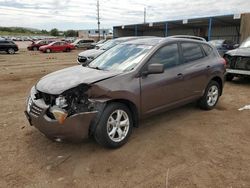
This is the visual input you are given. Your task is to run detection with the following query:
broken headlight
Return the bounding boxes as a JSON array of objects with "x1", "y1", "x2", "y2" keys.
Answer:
[{"x1": 55, "y1": 95, "x2": 68, "y2": 108}]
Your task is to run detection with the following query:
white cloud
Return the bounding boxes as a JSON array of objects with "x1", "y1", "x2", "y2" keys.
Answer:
[{"x1": 0, "y1": 0, "x2": 249, "y2": 30}]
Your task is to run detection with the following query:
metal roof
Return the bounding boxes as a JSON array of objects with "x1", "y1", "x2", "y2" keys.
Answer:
[{"x1": 114, "y1": 14, "x2": 241, "y2": 30}]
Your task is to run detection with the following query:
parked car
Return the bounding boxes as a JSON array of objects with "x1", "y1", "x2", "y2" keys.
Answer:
[
  {"x1": 77, "y1": 37, "x2": 143, "y2": 65},
  {"x1": 224, "y1": 37, "x2": 250, "y2": 81},
  {"x1": 71, "y1": 39, "x2": 95, "y2": 49},
  {"x1": 27, "y1": 40, "x2": 55, "y2": 51},
  {"x1": 39, "y1": 41, "x2": 75, "y2": 53},
  {"x1": 0, "y1": 40, "x2": 18, "y2": 54},
  {"x1": 25, "y1": 36, "x2": 225, "y2": 148},
  {"x1": 92, "y1": 39, "x2": 108, "y2": 49},
  {"x1": 209, "y1": 39, "x2": 236, "y2": 56}
]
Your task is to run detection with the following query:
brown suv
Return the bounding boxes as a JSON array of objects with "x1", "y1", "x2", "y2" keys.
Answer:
[{"x1": 25, "y1": 36, "x2": 226, "y2": 148}]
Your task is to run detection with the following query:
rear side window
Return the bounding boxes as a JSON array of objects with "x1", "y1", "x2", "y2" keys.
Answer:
[
  {"x1": 148, "y1": 43, "x2": 180, "y2": 69},
  {"x1": 181, "y1": 42, "x2": 204, "y2": 62},
  {"x1": 202, "y1": 44, "x2": 213, "y2": 56}
]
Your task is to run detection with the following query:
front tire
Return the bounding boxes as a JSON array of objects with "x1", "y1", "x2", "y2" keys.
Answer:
[
  {"x1": 33, "y1": 47, "x2": 38, "y2": 51},
  {"x1": 199, "y1": 81, "x2": 221, "y2": 110},
  {"x1": 7, "y1": 48, "x2": 15, "y2": 54},
  {"x1": 46, "y1": 48, "x2": 51, "y2": 53},
  {"x1": 94, "y1": 103, "x2": 133, "y2": 148}
]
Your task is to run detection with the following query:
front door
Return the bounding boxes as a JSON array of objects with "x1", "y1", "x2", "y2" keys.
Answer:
[{"x1": 140, "y1": 43, "x2": 187, "y2": 116}]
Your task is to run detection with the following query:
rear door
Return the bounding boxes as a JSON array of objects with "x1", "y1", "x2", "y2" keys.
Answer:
[
  {"x1": 179, "y1": 42, "x2": 210, "y2": 98},
  {"x1": 52, "y1": 42, "x2": 61, "y2": 51},
  {"x1": 60, "y1": 42, "x2": 66, "y2": 51}
]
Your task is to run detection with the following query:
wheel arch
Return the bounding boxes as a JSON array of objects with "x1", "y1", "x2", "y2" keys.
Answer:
[
  {"x1": 106, "y1": 99, "x2": 139, "y2": 128},
  {"x1": 210, "y1": 76, "x2": 223, "y2": 96}
]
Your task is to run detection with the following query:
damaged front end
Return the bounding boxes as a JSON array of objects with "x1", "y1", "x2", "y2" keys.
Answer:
[
  {"x1": 25, "y1": 84, "x2": 106, "y2": 141},
  {"x1": 35, "y1": 84, "x2": 94, "y2": 123},
  {"x1": 224, "y1": 52, "x2": 250, "y2": 77}
]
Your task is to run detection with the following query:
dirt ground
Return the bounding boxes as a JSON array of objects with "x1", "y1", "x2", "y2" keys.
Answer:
[{"x1": 0, "y1": 42, "x2": 250, "y2": 188}]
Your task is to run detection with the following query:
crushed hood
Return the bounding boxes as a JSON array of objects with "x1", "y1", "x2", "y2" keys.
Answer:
[
  {"x1": 78, "y1": 49, "x2": 105, "y2": 58},
  {"x1": 225, "y1": 48, "x2": 250, "y2": 57},
  {"x1": 36, "y1": 65, "x2": 120, "y2": 95}
]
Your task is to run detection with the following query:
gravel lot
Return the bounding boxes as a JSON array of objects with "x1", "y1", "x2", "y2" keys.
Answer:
[{"x1": 0, "y1": 43, "x2": 250, "y2": 187}]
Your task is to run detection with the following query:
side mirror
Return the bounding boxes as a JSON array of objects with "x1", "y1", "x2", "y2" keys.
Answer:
[{"x1": 143, "y1": 63, "x2": 164, "y2": 76}]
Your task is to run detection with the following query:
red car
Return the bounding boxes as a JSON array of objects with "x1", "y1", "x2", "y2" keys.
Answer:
[
  {"x1": 39, "y1": 41, "x2": 75, "y2": 53},
  {"x1": 27, "y1": 40, "x2": 55, "y2": 51}
]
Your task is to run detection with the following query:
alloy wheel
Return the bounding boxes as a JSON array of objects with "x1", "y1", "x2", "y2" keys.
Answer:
[
  {"x1": 107, "y1": 109, "x2": 130, "y2": 142},
  {"x1": 206, "y1": 85, "x2": 219, "y2": 106}
]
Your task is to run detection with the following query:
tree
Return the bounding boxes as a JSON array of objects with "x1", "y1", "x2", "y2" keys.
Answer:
[
  {"x1": 41, "y1": 29, "x2": 48, "y2": 34},
  {"x1": 64, "y1": 30, "x2": 78, "y2": 37},
  {"x1": 50, "y1": 28, "x2": 59, "y2": 36}
]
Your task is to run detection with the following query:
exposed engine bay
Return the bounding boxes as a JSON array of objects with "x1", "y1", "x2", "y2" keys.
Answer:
[{"x1": 34, "y1": 84, "x2": 98, "y2": 123}]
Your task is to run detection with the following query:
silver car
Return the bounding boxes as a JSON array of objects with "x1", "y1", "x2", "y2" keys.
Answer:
[
  {"x1": 77, "y1": 37, "x2": 145, "y2": 66},
  {"x1": 72, "y1": 39, "x2": 95, "y2": 49}
]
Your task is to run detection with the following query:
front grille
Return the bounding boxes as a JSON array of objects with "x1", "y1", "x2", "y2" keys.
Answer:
[
  {"x1": 30, "y1": 102, "x2": 43, "y2": 117},
  {"x1": 78, "y1": 56, "x2": 87, "y2": 63},
  {"x1": 235, "y1": 57, "x2": 250, "y2": 71}
]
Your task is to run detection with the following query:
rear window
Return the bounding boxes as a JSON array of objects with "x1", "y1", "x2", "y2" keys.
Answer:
[
  {"x1": 202, "y1": 44, "x2": 213, "y2": 56},
  {"x1": 181, "y1": 42, "x2": 204, "y2": 62}
]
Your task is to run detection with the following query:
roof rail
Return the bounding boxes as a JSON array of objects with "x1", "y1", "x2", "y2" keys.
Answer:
[{"x1": 168, "y1": 35, "x2": 206, "y2": 42}]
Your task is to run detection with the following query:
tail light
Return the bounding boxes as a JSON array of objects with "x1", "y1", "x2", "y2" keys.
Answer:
[{"x1": 221, "y1": 58, "x2": 227, "y2": 68}]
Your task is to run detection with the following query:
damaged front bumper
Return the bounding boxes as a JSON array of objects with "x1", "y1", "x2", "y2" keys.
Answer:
[{"x1": 24, "y1": 87, "x2": 99, "y2": 142}]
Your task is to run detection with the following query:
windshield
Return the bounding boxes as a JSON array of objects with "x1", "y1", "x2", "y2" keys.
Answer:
[
  {"x1": 240, "y1": 37, "x2": 250, "y2": 48},
  {"x1": 97, "y1": 39, "x2": 106, "y2": 44},
  {"x1": 99, "y1": 40, "x2": 118, "y2": 50},
  {"x1": 89, "y1": 44, "x2": 152, "y2": 72},
  {"x1": 35, "y1": 40, "x2": 42, "y2": 44}
]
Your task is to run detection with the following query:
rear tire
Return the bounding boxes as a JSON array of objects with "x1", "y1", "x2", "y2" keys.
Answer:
[
  {"x1": 225, "y1": 74, "x2": 234, "y2": 81},
  {"x1": 66, "y1": 48, "x2": 71, "y2": 52},
  {"x1": 199, "y1": 81, "x2": 221, "y2": 110},
  {"x1": 33, "y1": 47, "x2": 38, "y2": 51},
  {"x1": 94, "y1": 103, "x2": 133, "y2": 148}
]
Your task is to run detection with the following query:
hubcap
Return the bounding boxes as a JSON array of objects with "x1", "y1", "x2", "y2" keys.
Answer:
[
  {"x1": 206, "y1": 85, "x2": 219, "y2": 106},
  {"x1": 8, "y1": 48, "x2": 14, "y2": 54},
  {"x1": 107, "y1": 109, "x2": 130, "y2": 142}
]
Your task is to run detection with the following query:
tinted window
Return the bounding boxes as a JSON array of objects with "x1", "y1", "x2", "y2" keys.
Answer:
[
  {"x1": 0, "y1": 41, "x2": 9, "y2": 44},
  {"x1": 202, "y1": 44, "x2": 213, "y2": 56},
  {"x1": 148, "y1": 43, "x2": 180, "y2": 69},
  {"x1": 181, "y1": 43, "x2": 204, "y2": 62}
]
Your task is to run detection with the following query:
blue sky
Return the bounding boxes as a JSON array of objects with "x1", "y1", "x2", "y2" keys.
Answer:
[{"x1": 0, "y1": 0, "x2": 249, "y2": 30}]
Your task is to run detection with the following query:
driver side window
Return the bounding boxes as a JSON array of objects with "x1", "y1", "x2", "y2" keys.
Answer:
[{"x1": 148, "y1": 43, "x2": 180, "y2": 69}]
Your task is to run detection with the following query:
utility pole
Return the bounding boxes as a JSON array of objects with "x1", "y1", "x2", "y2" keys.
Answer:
[
  {"x1": 144, "y1": 7, "x2": 146, "y2": 24},
  {"x1": 97, "y1": 0, "x2": 100, "y2": 41}
]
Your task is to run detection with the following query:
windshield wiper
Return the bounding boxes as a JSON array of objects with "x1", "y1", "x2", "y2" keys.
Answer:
[{"x1": 87, "y1": 65, "x2": 103, "y2": 70}]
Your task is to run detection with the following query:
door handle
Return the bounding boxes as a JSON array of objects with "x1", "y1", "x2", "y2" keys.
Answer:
[
  {"x1": 177, "y1": 73, "x2": 184, "y2": 79},
  {"x1": 206, "y1": 65, "x2": 211, "y2": 69}
]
